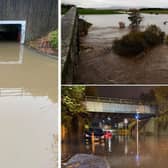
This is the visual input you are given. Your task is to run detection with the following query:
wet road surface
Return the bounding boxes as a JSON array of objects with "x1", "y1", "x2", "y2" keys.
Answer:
[{"x1": 62, "y1": 135, "x2": 168, "y2": 168}]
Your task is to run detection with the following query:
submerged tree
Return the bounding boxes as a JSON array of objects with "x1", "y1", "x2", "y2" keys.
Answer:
[{"x1": 128, "y1": 9, "x2": 143, "y2": 30}]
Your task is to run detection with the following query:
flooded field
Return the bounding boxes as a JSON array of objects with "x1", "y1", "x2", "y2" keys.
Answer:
[
  {"x1": 0, "y1": 42, "x2": 58, "y2": 168},
  {"x1": 62, "y1": 135, "x2": 168, "y2": 168},
  {"x1": 77, "y1": 14, "x2": 168, "y2": 84},
  {"x1": 81, "y1": 14, "x2": 168, "y2": 33}
]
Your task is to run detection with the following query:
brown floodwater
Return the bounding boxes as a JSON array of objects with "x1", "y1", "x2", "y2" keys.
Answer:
[
  {"x1": 77, "y1": 14, "x2": 168, "y2": 84},
  {"x1": 0, "y1": 42, "x2": 58, "y2": 168}
]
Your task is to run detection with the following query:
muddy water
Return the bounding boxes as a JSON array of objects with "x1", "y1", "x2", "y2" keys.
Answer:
[
  {"x1": 81, "y1": 14, "x2": 168, "y2": 33},
  {"x1": 0, "y1": 42, "x2": 58, "y2": 168},
  {"x1": 77, "y1": 14, "x2": 168, "y2": 84}
]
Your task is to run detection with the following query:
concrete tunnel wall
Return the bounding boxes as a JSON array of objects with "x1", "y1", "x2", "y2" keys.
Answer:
[{"x1": 0, "y1": 0, "x2": 58, "y2": 41}]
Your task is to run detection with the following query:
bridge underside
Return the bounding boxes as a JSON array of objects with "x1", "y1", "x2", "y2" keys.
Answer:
[{"x1": 85, "y1": 100, "x2": 156, "y2": 115}]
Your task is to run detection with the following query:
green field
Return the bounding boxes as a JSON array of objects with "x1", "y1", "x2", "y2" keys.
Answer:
[
  {"x1": 140, "y1": 9, "x2": 168, "y2": 14},
  {"x1": 62, "y1": 5, "x2": 168, "y2": 15},
  {"x1": 78, "y1": 8, "x2": 123, "y2": 15}
]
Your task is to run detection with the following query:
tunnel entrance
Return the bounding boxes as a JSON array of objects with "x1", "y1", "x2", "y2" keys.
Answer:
[
  {"x1": 0, "y1": 21, "x2": 26, "y2": 44},
  {"x1": 0, "y1": 24, "x2": 21, "y2": 41}
]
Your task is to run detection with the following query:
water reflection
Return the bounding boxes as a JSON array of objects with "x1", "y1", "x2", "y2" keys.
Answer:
[
  {"x1": 62, "y1": 135, "x2": 168, "y2": 168},
  {"x1": 0, "y1": 44, "x2": 24, "y2": 64},
  {"x1": 0, "y1": 42, "x2": 58, "y2": 102},
  {"x1": 0, "y1": 43, "x2": 58, "y2": 168}
]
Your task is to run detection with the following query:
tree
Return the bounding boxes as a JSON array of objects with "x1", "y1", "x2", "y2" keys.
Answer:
[
  {"x1": 128, "y1": 9, "x2": 143, "y2": 30},
  {"x1": 153, "y1": 87, "x2": 168, "y2": 128},
  {"x1": 62, "y1": 86, "x2": 86, "y2": 126},
  {"x1": 154, "y1": 87, "x2": 168, "y2": 114},
  {"x1": 62, "y1": 86, "x2": 87, "y2": 141}
]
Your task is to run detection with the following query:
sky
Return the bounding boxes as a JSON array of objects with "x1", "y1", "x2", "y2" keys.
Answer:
[{"x1": 62, "y1": 0, "x2": 168, "y2": 9}]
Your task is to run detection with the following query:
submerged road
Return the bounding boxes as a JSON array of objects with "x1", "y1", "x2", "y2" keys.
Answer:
[
  {"x1": 0, "y1": 42, "x2": 58, "y2": 168},
  {"x1": 62, "y1": 135, "x2": 168, "y2": 168}
]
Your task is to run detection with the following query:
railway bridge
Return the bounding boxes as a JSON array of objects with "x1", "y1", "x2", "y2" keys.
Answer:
[{"x1": 84, "y1": 96, "x2": 157, "y2": 134}]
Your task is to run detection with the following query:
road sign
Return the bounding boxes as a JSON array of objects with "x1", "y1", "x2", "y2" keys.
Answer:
[{"x1": 135, "y1": 113, "x2": 140, "y2": 120}]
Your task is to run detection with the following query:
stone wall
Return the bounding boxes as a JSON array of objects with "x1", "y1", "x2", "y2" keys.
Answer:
[
  {"x1": 61, "y1": 7, "x2": 79, "y2": 83},
  {"x1": 0, "y1": 0, "x2": 58, "y2": 41}
]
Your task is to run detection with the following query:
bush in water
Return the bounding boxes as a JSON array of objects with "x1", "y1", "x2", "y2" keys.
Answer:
[
  {"x1": 112, "y1": 25, "x2": 165, "y2": 56},
  {"x1": 143, "y1": 25, "x2": 165, "y2": 47}
]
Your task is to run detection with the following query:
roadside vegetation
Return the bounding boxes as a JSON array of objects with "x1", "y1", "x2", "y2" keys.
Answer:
[
  {"x1": 28, "y1": 30, "x2": 58, "y2": 56},
  {"x1": 62, "y1": 86, "x2": 88, "y2": 141},
  {"x1": 49, "y1": 30, "x2": 58, "y2": 48}
]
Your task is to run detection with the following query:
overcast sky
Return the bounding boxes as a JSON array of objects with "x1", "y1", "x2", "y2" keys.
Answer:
[{"x1": 62, "y1": 0, "x2": 168, "y2": 9}]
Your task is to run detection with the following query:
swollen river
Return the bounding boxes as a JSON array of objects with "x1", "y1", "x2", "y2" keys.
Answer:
[
  {"x1": 77, "y1": 14, "x2": 168, "y2": 84},
  {"x1": 0, "y1": 42, "x2": 58, "y2": 168}
]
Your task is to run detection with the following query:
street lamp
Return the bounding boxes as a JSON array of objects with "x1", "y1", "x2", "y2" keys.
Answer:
[{"x1": 135, "y1": 110, "x2": 140, "y2": 166}]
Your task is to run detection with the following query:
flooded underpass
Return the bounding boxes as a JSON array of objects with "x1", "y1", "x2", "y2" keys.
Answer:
[
  {"x1": 0, "y1": 42, "x2": 58, "y2": 168},
  {"x1": 62, "y1": 135, "x2": 168, "y2": 168},
  {"x1": 77, "y1": 14, "x2": 168, "y2": 84}
]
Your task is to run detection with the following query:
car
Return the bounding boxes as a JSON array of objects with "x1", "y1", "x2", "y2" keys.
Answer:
[
  {"x1": 104, "y1": 130, "x2": 112, "y2": 139},
  {"x1": 84, "y1": 128, "x2": 104, "y2": 143}
]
